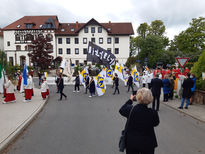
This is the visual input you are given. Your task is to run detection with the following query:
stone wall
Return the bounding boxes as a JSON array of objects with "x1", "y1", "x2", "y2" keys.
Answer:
[{"x1": 193, "y1": 90, "x2": 205, "y2": 105}]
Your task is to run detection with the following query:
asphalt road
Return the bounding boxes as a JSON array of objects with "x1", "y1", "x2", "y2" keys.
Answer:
[{"x1": 6, "y1": 81, "x2": 205, "y2": 154}]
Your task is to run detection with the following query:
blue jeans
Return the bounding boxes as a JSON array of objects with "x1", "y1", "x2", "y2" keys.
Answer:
[{"x1": 180, "y1": 98, "x2": 190, "y2": 108}]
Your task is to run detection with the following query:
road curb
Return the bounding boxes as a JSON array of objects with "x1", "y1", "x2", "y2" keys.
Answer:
[
  {"x1": 0, "y1": 97, "x2": 49, "y2": 153},
  {"x1": 162, "y1": 102, "x2": 205, "y2": 123}
]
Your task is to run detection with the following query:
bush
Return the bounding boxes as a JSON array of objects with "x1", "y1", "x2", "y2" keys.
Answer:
[
  {"x1": 195, "y1": 79, "x2": 205, "y2": 91},
  {"x1": 192, "y1": 51, "x2": 205, "y2": 79}
]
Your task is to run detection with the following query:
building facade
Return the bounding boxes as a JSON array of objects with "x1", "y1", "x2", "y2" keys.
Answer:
[
  {"x1": 3, "y1": 16, "x2": 134, "y2": 67},
  {"x1": 0, "y1": 28, "x2": 3, "y2": 51}
]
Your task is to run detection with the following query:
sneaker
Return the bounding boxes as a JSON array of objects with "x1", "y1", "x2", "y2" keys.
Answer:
[
  {"x1": 24, "y1": 100, "x2": 28, "y2": 102},
  {"x1": 73, "y1": 91, "x2": 76, "y2": 92},
  {"x1": 185, "y1": 107, "x2": 188, "y2": 109},
  {"x1": 89, "y1": 95, "x2": 92, "y2": 98},
  {"x1": 178, "y1": 107, "x2": 183, "y2": 109},
  {"x1": 3, "y1": 101, "x2": 7, "y2": 104},
  {"x1": 77, "y1": 91, "x2": 80, "y2": 92}
]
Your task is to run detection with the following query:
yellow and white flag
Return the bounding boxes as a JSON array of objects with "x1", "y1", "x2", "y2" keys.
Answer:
[
  {"x1": 131, "y1": 66, "x2": 140, "y2": 88},
  {"x1": 79, "y1": 67, "x2": 89, "y2": 87},
  {"x1": 94, "y1": 71, "x2": 106, "y2": 96},
  {"x1": 114, "y1": 63, "x2": 125, "y2": 82},
  {"x1": 104, "y1": 67, "x2": 114, "y2": 82}
]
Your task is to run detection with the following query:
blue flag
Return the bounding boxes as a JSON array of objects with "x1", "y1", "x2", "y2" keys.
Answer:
[{"x1": 23, "y1": 64, "x2": 27, "y2": 85}]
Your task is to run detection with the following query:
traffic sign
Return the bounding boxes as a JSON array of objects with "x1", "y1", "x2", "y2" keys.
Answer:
[{"x1": 176, "y1": 57, "x2": 190, "y2": 68}]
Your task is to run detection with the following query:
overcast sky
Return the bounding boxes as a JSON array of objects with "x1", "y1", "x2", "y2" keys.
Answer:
[{"x1": 0, "y1": 0, "x2": 204, "y2": 39}]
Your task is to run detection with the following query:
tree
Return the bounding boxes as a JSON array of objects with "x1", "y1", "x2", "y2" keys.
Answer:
[
  {"x1": 28, "y1": 35, "x2": 53, "y2": 70},
  {"x1": 149, "y1": 20, "x2": 166, "y2": 36},
  {"x1": 170, "y1": 17, "x2": 205, "y2": 62},
  {"x1": 137, "y1": 23, "x2": 149, "y2": 38}
]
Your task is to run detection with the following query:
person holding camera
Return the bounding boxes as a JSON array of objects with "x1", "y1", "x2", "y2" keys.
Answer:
[{"x1": 119, "y1": 88, "x2": 160, "y2": 154}]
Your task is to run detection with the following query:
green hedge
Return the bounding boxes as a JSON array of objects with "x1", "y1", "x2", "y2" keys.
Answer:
[{"x1": 195, "y1": 79, "x2": 205, "y2": 91}]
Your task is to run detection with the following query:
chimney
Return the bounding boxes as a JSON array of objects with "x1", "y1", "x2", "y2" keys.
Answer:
[{"x1": 76, "y1": 21, "x2": 79, "y2": 29}]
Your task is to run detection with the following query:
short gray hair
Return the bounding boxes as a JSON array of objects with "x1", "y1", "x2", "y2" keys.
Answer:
[{"x1": 136, "y1": 88, "x2": 153, "y2": 105}]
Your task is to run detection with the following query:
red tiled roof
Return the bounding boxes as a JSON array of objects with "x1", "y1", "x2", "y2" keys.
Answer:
[
  {"x1": 0, "y1": 28, "x2": 3, "y2": 36},
  {"x1": 55, "y1": 20, "x2": 134, "y2": 36},
  {"x1": 3, "y1": 16, "x2": 134, "y2": 35},
  {"x1": 3, "y1": 16, "x2": 59, "y2": 30}
]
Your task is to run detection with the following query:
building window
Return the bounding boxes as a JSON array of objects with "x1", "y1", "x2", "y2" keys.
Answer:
[
  {"x1": 75, "y1": 38, "x2": 79, "y2": 44},
  {"x1": 99, "y1": 38, "x2": 103, "y2": 44},
  {"x1": 16, "y1": 45, "x2": 21, "y2": 51},
  {"x1": 84, "y1": 60, "x2": 87, "y2": 65},
  {"x1": 115, "y1": 48, "x2": 119, "y2": 54},
  {"x1": 66, "y1": 48, "x2": 71, "y2": 54},
  {"x1": 75, "y1": 48, "x2": 79, "y2": 54},
  {"x1": 83, "y1": 38, "x2": 87, "y2": 44},
  {"x1": 15, "y1": 34, "x2": 20, "y2": 41},
  {"x1": 91, "y1": 27, "x2": 95, "y2": 33},
  {"x1": 7, "y1": 41, "x2": 10, "y2": 46},
  {"x1": 75, "y1": 60, "x2": 79, "y2": 65},
  {"x1": 91, "y1": 38, "x2": 95, "y2": 43},
  {"x1": 66, "y1": 38, "x2": 70, "y2": 44},
  {"x1": 26, "y1": 24, "x2": 33, "y2": 29},
  {"x1": 107, "y1": 38, "x2": 111, "y2": 44},
  {"x1": 107, "y1": 48, "x2": 111, "y2": 53},
  {"x1": 9, "y1": 57, "x2": 14, "y2": 66},
  {"x1": 98, "y1": 27, "x2": 102, "y2": 33},
  {"x1": 46, "y1": 23, "x2": 52, "y2": 28},
  {"x1": 58, "y1": 48, "x2": 63, "y2": 54},
  {"x1": 25, "y1": 34, "x2": 34, "y2": 41},
  {"x1": 58, "y1": 38, "x2": 62, "y2": 44},
  {"x1": 83, "y1": 48, "x2": 87, "y2": 54},
  {"x1": 84, "y1": 27, "x2": 88, "y2": 33},
  {"x1": 115, "y1": 37, "x2": 119, "y2": 44}
]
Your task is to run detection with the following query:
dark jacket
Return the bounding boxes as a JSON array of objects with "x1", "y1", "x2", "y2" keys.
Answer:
[
  {"x1": 151, "y1": 78, "x2": 163, "y2": 96},
  {"x1": 162, "y1": 79, "x2": 170, "y2": 94},
  {"x1": 85, "y1": 76, "x2": 90, "y2": 86},
  {"x1": 114, "y1": 77, "x2": 119, "y2": 86},
  {"x1": 58, "y1": 77, "x2": 64, "y2": 90},
  {"x1": 182, "y1": 78, "x2": 194, "y2": 98},
  {"x1": 127, "y1": 76, "x2": 133, "y2": 86},
  {"x1": 119, "y1": 100, "x2": 159, "y2": 151},
  {"x1": 75, "y1": 76, "x2": 80, "y2": 85},
  {"x1": 89, "y1": 80, "x2": 95, "y2": 93}
]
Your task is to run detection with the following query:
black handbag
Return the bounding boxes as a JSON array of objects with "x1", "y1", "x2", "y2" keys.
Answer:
[{"x1": 119, "y1": 107, "x2": 134, "y2": 152}]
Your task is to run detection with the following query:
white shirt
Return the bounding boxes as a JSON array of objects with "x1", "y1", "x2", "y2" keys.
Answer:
[
  {"x1": 147, "y1": 73, "x2": 153, "y2": 83},
  {"x1": 4, "y1": 80, "x2": 14, "y2": 93},
  {"x1": 141, "y1": 75, "x2": 147, "y2": 84},
  {"x1": 41, "y1": 81, "x2": 47, "y2": 92},
  {"x1": 25, "y1": 78, "x2": 32, "y2": 89}
]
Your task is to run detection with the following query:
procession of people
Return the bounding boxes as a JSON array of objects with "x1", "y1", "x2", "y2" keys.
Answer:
[{"x1": 1, "y1": 63, "x2": 196, "y2": 112}]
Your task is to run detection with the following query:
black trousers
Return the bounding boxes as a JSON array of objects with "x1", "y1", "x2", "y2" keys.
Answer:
[
  {"x1": 143, "y1": 83, "x2": 146, "y2": 87},
  {"x1": 85, "y1": 85, "x2": 89, "y2": 94},
  {"x1": 114, "y1": 85, "x2": 120, "y2": 94},
  {"x1": 163, "y1": 94, "x2": 168, "y2": 102},
  {"x1": 60, "y1": 88, "x2": 67, "y2": 100},
  {"x1": 148, "y1": 83, "x2": 151, "y2": 89},
  {"x1": 152, "y1": 95, "x2": 160, "y2": 111},
  {"x1": 128, "y1": 84, "x2": 134, "y2": 92},
  {"x1": 126, "y1": 148, "x2": 155, "y2": 154},
  {"x1": 169, "y1": 90, "x2": 173, "y2": 99},
  {"x1": 74, "y1": 84, "x2": 80, "y2": 91}
]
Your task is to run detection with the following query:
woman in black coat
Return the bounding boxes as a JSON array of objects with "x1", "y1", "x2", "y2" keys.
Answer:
[{"x1": 119, "y1": 88, "x2": 160, "y2": 154}]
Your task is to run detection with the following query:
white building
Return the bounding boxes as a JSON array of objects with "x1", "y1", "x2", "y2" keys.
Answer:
[
  {"x1": 3, "y1": 16, "x2": 134, "y2": 66},
  {"x1": 0, "y1": 28, "x2": 3, "y2": 51}
]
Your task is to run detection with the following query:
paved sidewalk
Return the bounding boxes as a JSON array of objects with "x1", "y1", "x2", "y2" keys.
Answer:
[
  {"x1": 162, "y1": 98, "x2": 205, "y2": 123},
  {"x1": 0, "y1": 88, "x2": 48, "y2": 153}
]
